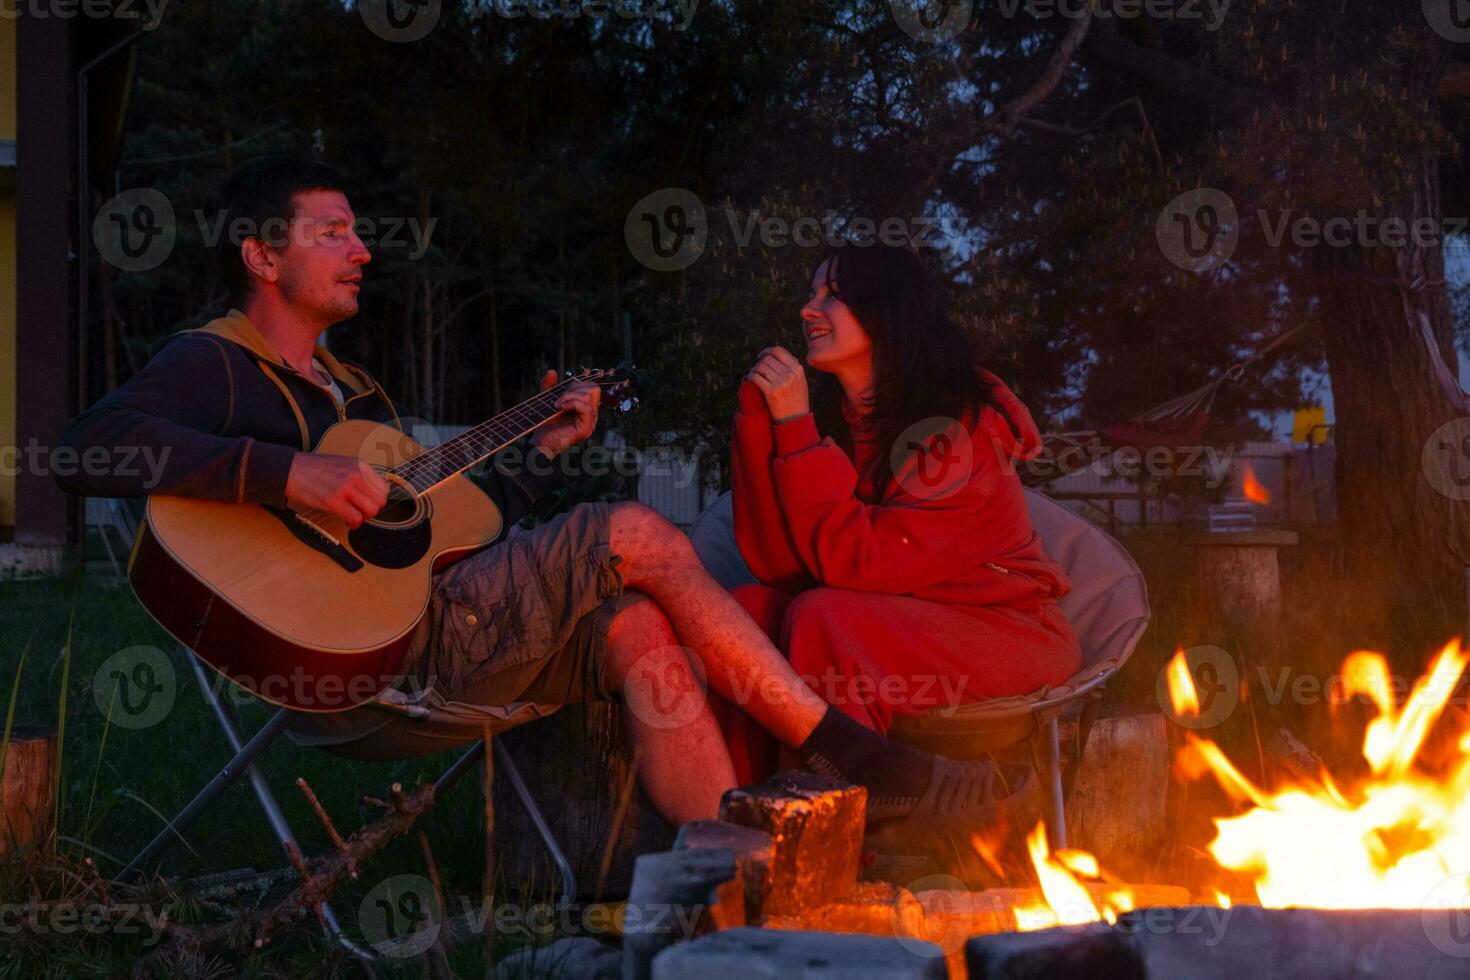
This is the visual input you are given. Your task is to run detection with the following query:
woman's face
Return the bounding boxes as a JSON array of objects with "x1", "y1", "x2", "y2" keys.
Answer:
[{"x1": 800, "y1": 258, "x2": 873, "y2": 373}]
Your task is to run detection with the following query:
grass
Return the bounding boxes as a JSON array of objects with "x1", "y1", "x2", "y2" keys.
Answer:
[{"x1": 0, "y1": 560, "x2": 552, "y2": 978}]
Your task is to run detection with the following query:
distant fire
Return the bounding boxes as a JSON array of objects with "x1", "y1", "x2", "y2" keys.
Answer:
[{"x1": 1242, "y1": 464, "x2": 1271, "y2": 504}]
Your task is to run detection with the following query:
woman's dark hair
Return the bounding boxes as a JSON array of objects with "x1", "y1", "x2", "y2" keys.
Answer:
[
  {"x1": 808, "y1": 242, "x2": 1011, "y2": 497},
  {"x1": 215, "y1": 158, "x2": 351, "y2": 305}
]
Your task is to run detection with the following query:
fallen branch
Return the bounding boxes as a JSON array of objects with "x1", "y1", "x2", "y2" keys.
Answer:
[{"x1": 130, "y1": 779, "x2": 440, "y2": 975}]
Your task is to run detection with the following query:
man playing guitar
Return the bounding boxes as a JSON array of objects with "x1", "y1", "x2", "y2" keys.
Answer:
[{"x1": 56, "y1": 158, "x2": 1020, "y2": 829}]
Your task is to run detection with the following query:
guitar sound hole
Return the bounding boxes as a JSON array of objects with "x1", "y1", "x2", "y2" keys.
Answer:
[
  {"x1": 350, "y1": 472, "x2": 434, "y2": 569},
  {"x1": 375, "y1": 491, "x2": 420, "y2": 526},
  {"x1": 366, "y1": 473, "x2": 428, "y2": 529}
]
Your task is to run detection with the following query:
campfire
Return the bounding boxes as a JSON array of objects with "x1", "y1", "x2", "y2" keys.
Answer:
[
  {"x1": 628, "y1": 642, "x2": 1470, "y2": 977},
  {"x1": 950, "y1": 640, "x2": 1470, "y2": 944}
]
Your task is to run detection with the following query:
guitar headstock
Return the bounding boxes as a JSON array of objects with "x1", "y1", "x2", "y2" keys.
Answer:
[{"x1": 569, "y1": 366, "x2": 640, "y2": 416}]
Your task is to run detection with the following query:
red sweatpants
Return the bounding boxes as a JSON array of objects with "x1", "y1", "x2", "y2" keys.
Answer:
[{"x1": 712, "y1": 582, "x2": 1082, "y2": 786}]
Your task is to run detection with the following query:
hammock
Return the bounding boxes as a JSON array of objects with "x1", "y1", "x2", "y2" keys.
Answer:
[{"x1": 1039, "y1": 318, "x2": 1319, "y2": 473}]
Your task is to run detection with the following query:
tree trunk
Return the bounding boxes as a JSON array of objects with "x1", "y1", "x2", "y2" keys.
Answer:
[
  {"x1": 1316, "y1": 143, "x2": 1470, "y2": 651},
  {"x1": 1, "y1": 727, "x2": 59, "y2": 857}
]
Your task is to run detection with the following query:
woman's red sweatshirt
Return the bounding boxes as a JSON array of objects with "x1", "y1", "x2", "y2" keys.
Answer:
[{"x1": 730, "y1": 373, "x2": 1073, "y2": 617}]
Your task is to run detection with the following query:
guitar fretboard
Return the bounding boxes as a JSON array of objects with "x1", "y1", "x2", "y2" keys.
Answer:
[{"x1": 390, "y1": 374, "x2": 619, "y2": 494}]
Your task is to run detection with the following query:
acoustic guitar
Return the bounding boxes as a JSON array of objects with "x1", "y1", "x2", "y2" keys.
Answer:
[{"x1": 127, "y1": 368, "x2": 636, "y2": 712}]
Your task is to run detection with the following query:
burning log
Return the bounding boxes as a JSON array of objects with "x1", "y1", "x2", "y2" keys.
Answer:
[{"x1": 718, "y1": 771, "x2": 866, "y2": 918}]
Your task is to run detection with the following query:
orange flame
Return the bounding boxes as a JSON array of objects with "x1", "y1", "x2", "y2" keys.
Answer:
[
  {"x1": 1188, "y1": 641, "x2": 1470, "y2": 909},
  {"x1": 1242, "y1": 464, "x2": 1271, "y2": 504},
  {"x1": 1166, "y1": 648, "x2": 1200, "y2": 718}
]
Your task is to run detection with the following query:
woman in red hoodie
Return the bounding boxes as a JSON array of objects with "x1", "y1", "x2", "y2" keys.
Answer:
[{"x1": 722, "y1": 243, "x2": 1083, "y2": 784}]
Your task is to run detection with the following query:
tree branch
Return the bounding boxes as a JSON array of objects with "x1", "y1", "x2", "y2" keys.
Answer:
[
  {"x1": 130, "y1": 780, "x2": 441, "y2": 974},
  {"x1": 912, "y1": 9, "x2": 1094, "y2": 207},
  {"x1": 1084, "y1": 19, "x2": 1256, "y2": 116}
]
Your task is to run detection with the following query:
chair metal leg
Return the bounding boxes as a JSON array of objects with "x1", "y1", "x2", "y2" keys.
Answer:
[
  {"x1": 1045, "y1": 716, "x2": 1068, "y2": 850},
  {"x1": 434, "y1": 739, "x2": 486, "y2": 797},
  {"x1": 493, "y1": 739, "x2": 578, "y2": 907},
  {"x1": 117, "y1": 703, "x2": 294, "y2": 883},
  {"x1": 186, "y1": 656, "x2": 375, "y2": 963}
]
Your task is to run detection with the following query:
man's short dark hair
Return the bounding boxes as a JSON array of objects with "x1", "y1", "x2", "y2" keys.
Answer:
[{"x1": 215, "y1": 158, "x2": 351, "y2": 306}]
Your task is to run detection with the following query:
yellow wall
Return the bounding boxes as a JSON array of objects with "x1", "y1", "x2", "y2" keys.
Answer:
[
  {"x1": 0, "y1": 17, "x2": 13, "y2": 140},
  {"x1": 0, "y1": 16, "x2": 15, "y2": 528}
]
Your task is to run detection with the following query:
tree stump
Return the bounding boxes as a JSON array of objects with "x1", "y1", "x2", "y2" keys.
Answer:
[
  {"x1": 1061, "y1": 707, "x2": 1168, "y2": 877},
  {"x1": 0, "y1": 726, "x2": 59, "y2": 857},
  {"x1": 1185, "y1": 529, "x2": 1299, "y2": 623}
]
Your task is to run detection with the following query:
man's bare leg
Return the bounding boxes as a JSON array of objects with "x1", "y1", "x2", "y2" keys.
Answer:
[
  {"x1": 607, "y1": 503, "x2": 827, "y2": 746},
  {"x1": 603, "y1": 594, "x2": 734, "y2": 824},
  {"x1": 604, "y1": 502, "x2": 1027, "y2": 828}
]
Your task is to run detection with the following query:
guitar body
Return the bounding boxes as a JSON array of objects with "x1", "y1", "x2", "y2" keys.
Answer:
[{"x1": 128, "y1": 419, "x2": 503, "y2": 712}]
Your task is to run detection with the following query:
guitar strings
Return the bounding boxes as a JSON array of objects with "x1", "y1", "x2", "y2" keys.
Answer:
[{"x1": 289, "y1": 372, "x2": 622, "y2": 527}]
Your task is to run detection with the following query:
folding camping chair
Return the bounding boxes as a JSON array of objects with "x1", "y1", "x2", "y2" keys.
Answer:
[
  {"x1": 689, "y1": 489, "x2": 1152, "y2": 850},
  {"x1": 103, "y1": 498, "x2": 577, "y2": 959}
]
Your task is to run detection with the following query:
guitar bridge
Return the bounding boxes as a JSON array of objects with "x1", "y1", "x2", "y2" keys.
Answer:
[{"x1": 262, "y1": 505, "x2": 364, "y2": 573}]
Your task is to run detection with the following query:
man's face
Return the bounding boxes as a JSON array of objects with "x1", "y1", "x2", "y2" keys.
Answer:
[{"x1": 269, "y1": 190, "x2": 372, "y2": 324}]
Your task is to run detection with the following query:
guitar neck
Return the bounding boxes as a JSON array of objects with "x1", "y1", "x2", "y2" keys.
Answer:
[{"x1": 390, "y1": 374, "x2": 625, "y2": 494}]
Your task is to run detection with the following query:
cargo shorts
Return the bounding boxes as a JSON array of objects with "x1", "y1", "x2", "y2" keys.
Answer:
[{"x1": 286, "y1": 501, "x2": 625, "y2": 759}]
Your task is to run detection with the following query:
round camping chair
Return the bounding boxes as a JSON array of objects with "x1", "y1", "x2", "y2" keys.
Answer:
[{"x1": 688, "y1": 489, "x2": 1151, "y2": 848}]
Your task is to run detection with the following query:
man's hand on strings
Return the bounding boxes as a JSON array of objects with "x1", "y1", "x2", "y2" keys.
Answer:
[{"x1": 530, "y1": 369, "x2": 602, "y2": 457}]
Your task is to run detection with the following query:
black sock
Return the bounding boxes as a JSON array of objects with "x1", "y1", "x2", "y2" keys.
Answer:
[{"x1": 795, "y1": 706, "x2": 936, "y2": 804}]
